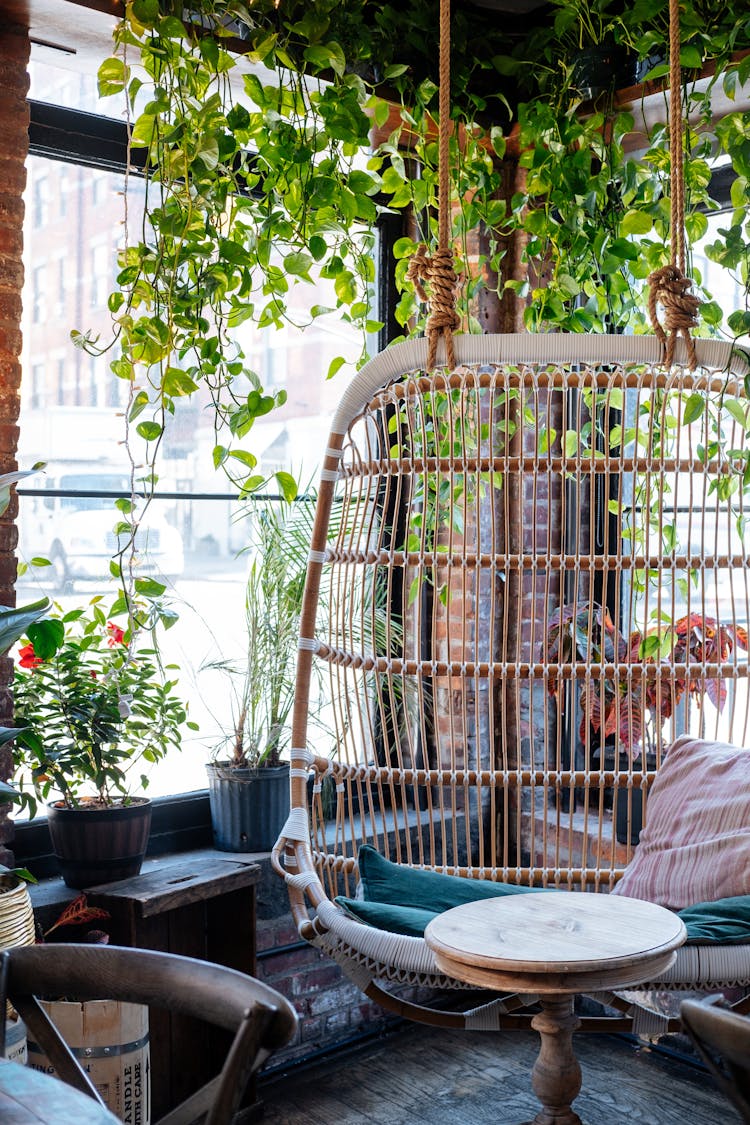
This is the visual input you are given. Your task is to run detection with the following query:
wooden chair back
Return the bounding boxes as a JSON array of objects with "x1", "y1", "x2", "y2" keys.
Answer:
[
  {"x1": 681, "y1": 998, "x2": 750, "y2": 1123},
  {"x1": 0, "y1": 943, "x2": 297, "y2": 1125}
]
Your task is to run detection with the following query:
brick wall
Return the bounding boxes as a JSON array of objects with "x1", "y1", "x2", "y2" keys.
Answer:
[{"x1": 0, "y1": 19, "x2": 30, "y2": 864}]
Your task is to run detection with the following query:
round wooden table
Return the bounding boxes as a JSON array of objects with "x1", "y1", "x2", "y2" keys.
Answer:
[
  {"x1": 0, "y1": 1057, "x2": 121, "y2": 1124},
  {"x1": 424, "y1": 890, "x2": 686, "y2": 1125}
]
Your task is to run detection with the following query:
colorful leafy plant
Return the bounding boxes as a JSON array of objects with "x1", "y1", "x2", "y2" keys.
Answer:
[{"x1": 546, "y1": 601, "x2": 749, "y2": 757}]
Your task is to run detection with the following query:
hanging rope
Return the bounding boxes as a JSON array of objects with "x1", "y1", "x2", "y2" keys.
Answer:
[
  {"x1": 648, "y1": 0, "x2": 701, "y2": 368},
  {"x1": 405, "y1": 0, "x2": 460, "y2": 371}
]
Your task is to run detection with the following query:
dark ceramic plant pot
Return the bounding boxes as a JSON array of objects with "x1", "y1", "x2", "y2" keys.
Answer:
[
  {"x1": 570, "y1": 45, "x2": 663, "y2": 101},
  {"x1": 206, "y1": 762, "x2": 290, "y2": 852},
  {"x1": 47, "y1": 797, "x2": 152, "y2": 890},
  {"x1": 615, "y1": 753, "x2": 657, "y2": 846}
]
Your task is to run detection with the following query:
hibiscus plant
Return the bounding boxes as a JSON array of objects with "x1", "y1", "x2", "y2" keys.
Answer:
[
  {"x1": 12, "y1": 599, "x2": 192, "y2": 814},
  {"x1": 545, "y1": 601, "x2": 749, "y2": 758}
]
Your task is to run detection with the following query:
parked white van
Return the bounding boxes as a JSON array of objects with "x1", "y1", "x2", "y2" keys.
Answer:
[{"x1": 20, "y1": 471, "x2": 185, "y2": 591}]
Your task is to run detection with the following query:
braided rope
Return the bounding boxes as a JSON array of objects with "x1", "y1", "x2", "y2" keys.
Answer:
[
  {"x1": 405, "y1": 0, "x2": 460, "y2": 371},
  {"x1": 648, "y1": 0, "x2": 701, "y2": 368}
]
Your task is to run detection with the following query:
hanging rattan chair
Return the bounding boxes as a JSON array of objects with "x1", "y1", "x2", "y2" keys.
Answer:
[
  {"x1": 272, "y1": 0, "x2": 750, "y2": 1036},
  {"x1": 272, "y1": 332, "x2": 750, "y2": 1035}
]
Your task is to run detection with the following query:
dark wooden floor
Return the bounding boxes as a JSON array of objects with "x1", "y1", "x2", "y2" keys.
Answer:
[{"x1": 260, "y1": 1024, "x2": 732, "y2": 1124}]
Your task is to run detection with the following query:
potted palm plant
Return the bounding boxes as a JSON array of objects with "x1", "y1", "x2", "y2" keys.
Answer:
[
  {"x1": 11, "y1": 599, "x2": 191, "y2": 888},
  {"x1": 205, "y1": 498, "x2": 310, "y2": 852}
]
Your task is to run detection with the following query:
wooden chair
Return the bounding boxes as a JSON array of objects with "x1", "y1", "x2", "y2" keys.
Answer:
[
  {"x1": 681, "y1": 998, "x2": 750, "y2": 1123},
  {"x1": 0, "y1": 943, "x2": 297, "y2": 1125},
  {"x1": 272, "y1": 334, "x2": 750, "y2": 1035}
]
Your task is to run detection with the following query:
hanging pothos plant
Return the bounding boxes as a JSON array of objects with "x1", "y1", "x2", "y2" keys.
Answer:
[{"x1": 71, "y1": 0, "x2": 750, "y2": 634}]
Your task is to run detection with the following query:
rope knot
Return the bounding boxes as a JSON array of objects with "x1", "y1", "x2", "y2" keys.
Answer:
[
  {"x1": 648, "y1": 264, "x2": 701, "y2": 369},
  {"x1": 406, "y1": 244, "x2": 460, "y2": 371}
]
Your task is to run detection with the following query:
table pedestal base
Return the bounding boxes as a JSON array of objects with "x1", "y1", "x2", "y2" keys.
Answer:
[{"x1": 523, "y1": 994, "x2": 583, "y2": 1125}]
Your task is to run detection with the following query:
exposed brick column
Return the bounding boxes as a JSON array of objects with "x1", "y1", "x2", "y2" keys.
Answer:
[{"x1": 0, "y1": 19, "x2": 31, "y2": 864}]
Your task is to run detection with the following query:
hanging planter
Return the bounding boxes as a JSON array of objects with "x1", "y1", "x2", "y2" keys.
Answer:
[
  {"x1": 206, "y1": 763, "x2": 289, "y2": 853},
  {"x1": 47, "y1": 798, "x2": 152, "y2": 890}
]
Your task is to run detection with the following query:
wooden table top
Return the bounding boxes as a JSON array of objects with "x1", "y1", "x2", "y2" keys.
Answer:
[
  {"x1": 424, "y1": 891, "x2": 687, "y2": 993},
  {"x1": 0, "y1": 1058, "x2": 121, "y2": 1124}
]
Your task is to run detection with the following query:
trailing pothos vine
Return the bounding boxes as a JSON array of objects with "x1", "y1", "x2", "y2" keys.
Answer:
[{"x1": 72, "y1": 0, "x2": 750, "y2": 637}]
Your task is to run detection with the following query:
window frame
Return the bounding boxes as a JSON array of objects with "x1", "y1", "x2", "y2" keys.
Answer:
[{"x1": 14, "y1": 96, "x2": 398, "y2": 861}]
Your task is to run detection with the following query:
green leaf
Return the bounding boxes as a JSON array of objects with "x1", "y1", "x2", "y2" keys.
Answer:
[
  {"x1": 609, "y1": 238, "x2": 639, "y2": 262},
  {"x1": 136, "y1": 421, "x2": 163, "y2": 442},
  {"x1": 163, "y1": 368, "x2": 199, "y2": 397},
  {"x1": 0, "y1": 598, "x2": 49, "y2": 654},
  {"x1": 620, "y1": 210, "x2": 652, "y2": 236},
  {"x1": 327, "y1": 355, "x2": 346, "y2": 380},
  {"x1": 228, "y1": 450, "x2": 258, "y2": 469},
  {"x1": 680, "y1": 44, "x2": 703, "y2": 69},
  {"x1": 383, "y1": 63, "x2": 409, "y2": 79},
  {"x1": 683, "y1": 393, "x2": 705, "y2": 425},
  {"x1": 26, "y1": 618, "x2": 65, "y2": 659},
  {"x1": 29, "y1": 557, "x2": 51, "y2": 568},
  {"x1": 213, "y1": 445, "x2": 228, "y2": 470},
  {"x1": 490, "y1": 126, "x2": 505, "y2": 159},
  {"x1": 97, "y1": 56, "x2": 128, "y2": 97},
  {"x1": 275, "y1": 471, "x2": 298, "y2": 502},
  {"x1": 134, "y1": 577, "x2": 167, "y2": 597},
  {"x1": 132, "y1": 0, "x2": 159, "y2": 21},
  {"x1": 725, "y1": 398, "x2": 748, "y2": 428},
  {"x1": 284, "y1": 251, "x2": 314, "y2": 279}
]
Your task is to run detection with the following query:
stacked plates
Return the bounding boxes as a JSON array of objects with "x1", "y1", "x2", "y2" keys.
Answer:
[{"x1": 0, "y1": 875, "x2": 35, "y2": 951}]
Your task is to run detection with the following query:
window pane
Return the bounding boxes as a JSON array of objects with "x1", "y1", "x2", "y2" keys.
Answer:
[{"x1": 17, "y1": 142, "x2": 367, "y2": 805}]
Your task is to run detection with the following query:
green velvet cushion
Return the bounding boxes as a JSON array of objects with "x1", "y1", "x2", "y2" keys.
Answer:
[
  {"x1": 336, "y1": 897, "x2": 438, "y2": 937},
  {"x1": 678, "y1": 895, "x2": 750, "y2": 944},
  {"x1": 335, "y1": 846, "x2": 750, "y2": 945},
  {"x1": 356, "y1": 844, "x2": 538, "y2": 911}
]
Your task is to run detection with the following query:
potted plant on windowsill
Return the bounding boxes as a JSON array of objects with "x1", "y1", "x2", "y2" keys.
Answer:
[
  {"x1": 11, "y1": 599, "x2": 191, "y2": 888},
  {"x1": 205, "y1": 498, "x2": 311, "y2": 853},
  {"x1": 545, "y1": 601, "x2": 749, "y2": 843}
]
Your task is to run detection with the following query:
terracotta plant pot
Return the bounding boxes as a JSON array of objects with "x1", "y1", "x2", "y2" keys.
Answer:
[{"x1": 47, "y1": 797, "x2": 152, "y2": 889}]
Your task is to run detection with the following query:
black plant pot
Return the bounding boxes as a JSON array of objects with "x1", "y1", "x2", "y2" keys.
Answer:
[
  {"x1": 206, "y1": 762, "x2": 290, "y2": 852},
  {"x1": 47, "y1": 798, "x2": 152, "y2": 890},
  {"x1": 615, "y1": 753, "x2": 657, "y2": 846},
  {"x1": 571, "y1": 45, "x2": 663, "y2": 101}
]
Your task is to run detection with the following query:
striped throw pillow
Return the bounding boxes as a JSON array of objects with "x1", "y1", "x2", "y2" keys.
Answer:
[{"x1": 612, "y1": 736, "x2": 750, "y2": 910}]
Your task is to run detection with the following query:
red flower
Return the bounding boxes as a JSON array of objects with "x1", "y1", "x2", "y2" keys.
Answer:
[
  {"x1": 18, "y1": 643, "x2": 42, "y2": 669},
  {"x1": 106, "y1": 622, "x2": 125, "y2": 647}
]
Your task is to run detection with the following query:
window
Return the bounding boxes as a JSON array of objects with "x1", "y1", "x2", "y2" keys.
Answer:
[
  {"x1": 32, "y1": 175, "x2": 48, "y2": 228},
  {"x1": 31, "y1": 265, "x2": 45, "y2": 323},
  {"x1": 55, "y1": 257, "x2": 66, "y2": 319},
  {"x1": 17, "y1": 69, "x2": 376, "y2": 806},
  {"x1": 90, "y1": 241, "x2": 111, "y2": 309},
  {"x1": 30, "y1": 363, "x2": 44, "y2": 410}
]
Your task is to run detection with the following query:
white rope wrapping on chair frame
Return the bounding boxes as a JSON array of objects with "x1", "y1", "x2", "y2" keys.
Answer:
[
  {"x1": 286, "y1": 871, "x2": 321, "y2": 894},
  {"x1": 629, "y1": 942, "x2": 750, "y2": 989},
  {"x1": 311, "y1": 901, "x2": 750, "y2": 995},
  {"x1": 315, "y1": 900, "x2": 441, "y2": 976},
  {"x1": 278, "y1": 807, "x2": 310, "y2": 842},
  {"x1": 464, "y1": 997, "x2": 515, "y2": 1031},
  {"x1": 630, "y1": 1006, "x2": 671, "y2": 1040},
  {"x1": 329, "y1": 335, "x2": 748, "y2": 435}
]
